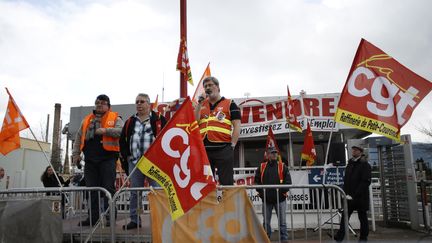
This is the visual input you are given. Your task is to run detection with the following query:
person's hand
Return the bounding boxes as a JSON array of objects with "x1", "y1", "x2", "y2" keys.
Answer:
[
  {"x1": 346, "y1": 195, "x2": 353, "y2": 200},
  {"x1": 95, "y1": 128, "x2": 106, "y2": 135},
  {"x1": 197, "y1": 92, "x2": 207, "y2": 104},
  {"x1": 283, "y1": 192, "x2": 288, "y2": 197}
]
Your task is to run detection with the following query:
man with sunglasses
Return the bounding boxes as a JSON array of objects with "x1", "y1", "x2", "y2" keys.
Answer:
[
  {"x1": 254, "y1": 147, "x2": 292, "y2": 242},
  {"x1": 72, "y1": 94, "x2": 124, "y2": 227},
  {"x1": 119, "y1": 93, "x2": 166, "y2": 230}
]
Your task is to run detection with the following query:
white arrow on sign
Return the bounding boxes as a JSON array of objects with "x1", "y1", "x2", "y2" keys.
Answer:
[{"x1": 313, "y1": 175, "x2": 321, "y2": 183}]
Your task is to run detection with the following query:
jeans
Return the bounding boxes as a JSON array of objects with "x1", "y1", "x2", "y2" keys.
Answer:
[
  {"x1": 129, "y1": 160, "x2": 159, "y2": 224},
  {"x1": 262, "y1": 200, "x2": 288, "y2": 241}
]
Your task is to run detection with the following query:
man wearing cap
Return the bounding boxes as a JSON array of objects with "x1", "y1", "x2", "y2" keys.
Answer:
[
  {"x1": 72, "y1": 94, "x2": 124, "y2": 226},
  {"x1": 254, "y1": 147, "x2": 292, "y2": 241},
  {"x1": 334, "y1": 145, "x2": 371, "y2": 242},
  {"x1": 194, "y1": 76, "x2": 241, "y2": 185}
]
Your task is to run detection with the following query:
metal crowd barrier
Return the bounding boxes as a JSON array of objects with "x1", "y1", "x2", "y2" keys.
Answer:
[
  {"x1": 419, "y1": 180, "x2": 432, "y2": 232},
  {"x1": 0, "y1": 187, "x2": 114, "y2": 243},
  {"x1": 1, "y1": 184, "x2": 349, "y2": 242}
]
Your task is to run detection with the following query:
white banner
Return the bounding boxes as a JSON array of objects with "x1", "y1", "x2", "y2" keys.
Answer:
[{"x1": 233, "y1": 171, "x2": 310, "y2": 205}]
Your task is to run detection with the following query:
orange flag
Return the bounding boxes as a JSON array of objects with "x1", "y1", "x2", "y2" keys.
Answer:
[
  {"x1": 0, "y1": 88, "x2": 30, "y2": 155},
  {"x1": 287, "y1": 86, "x2": 302, "y2": 132},
  {"x1": 137, "y1": 97, "x2": 216, "y2": 220},
  {"x1": 264, "y1": 126, "x2": 282, "y2": 163},
  {"x1": 301, "y1": 122, "x2": 316, "y2": 166},
  {"x1": 192, "y1": 63, "x2": 211, "y2": 104},
  {"x1": 335, "y1": 38, "x2": 432, "y2": 141},
  {"x1": 152, "y1": 94, "x2": 159, "y2": 111},
  {"x1": 176, "y1": 38, "x2": 194, "y2": 85}
]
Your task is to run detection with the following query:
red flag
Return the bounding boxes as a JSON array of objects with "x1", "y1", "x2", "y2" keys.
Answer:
[
  {"x1": 0, "y1": 88, "x2": 30, "y2": 155},
  {"x1": 301, "y1": 122, "x2": 316, "y2": 166},
  {"x1": 264, "y1": 126, "x2": 282, "y2": 163},
  {"x1": 176, "y1": 38, "x2": 194, "y2": 85},
  {"x1": 335, "y1": 38, "x2": 432, "y2": 141},
  {"x1": 286, "y1": 86, "x2": 303, "y2": 132},
  {"x1": 192, "y1": 63, "x2": 211, "y2": 104},
  {"x1": 137, "y1": 97, "x2": 216, "y2": 220}
]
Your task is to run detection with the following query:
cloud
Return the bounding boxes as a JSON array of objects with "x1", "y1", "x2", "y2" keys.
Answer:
[{"x1": 0, "y1": 0, "x2": 431, "y2": 142}]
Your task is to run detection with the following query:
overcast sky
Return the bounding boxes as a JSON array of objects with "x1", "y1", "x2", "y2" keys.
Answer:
[{"x1": 0, "y1": 0, "x2": 431, "y2": 143}]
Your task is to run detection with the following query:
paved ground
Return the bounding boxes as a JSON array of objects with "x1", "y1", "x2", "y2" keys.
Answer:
[
  {"x1": 63, "y1": 214, "x2": 432, "y2": 242},
  {"x1": 269, "y1": 221, "x2": 432, "y2": 242}
]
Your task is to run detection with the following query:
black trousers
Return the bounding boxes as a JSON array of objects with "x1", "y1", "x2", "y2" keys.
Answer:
[
  {"x1": 206, "y1": 145, "x2": 234, "y2": 185},
  {"x1": 335, "y1": 205, "x2": 369, "y2": 241},
  {"x1": 84, "y1": 158, "x2": 116, "y2": 222}
]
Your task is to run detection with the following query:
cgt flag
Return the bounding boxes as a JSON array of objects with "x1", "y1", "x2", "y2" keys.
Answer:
[
  {"x1": 301, "y1": 122, "x2": 316, "y2": 166},
  {"x1": 148, "y1": 188, "x2": 270, "y2": 243},
  {"x1": 136, "y1": 96, "x2": 216, "y2": 220},
  {"x1": 0, "y1": 88, "x2": 30, "y2": 155},
  {"x1": 177, "y1": 38, "x2": 194, "y2": 86},
  {"x1": 335, "y1": 38, "x2": 432, "y2": 141},
  {"x1": 264, "y1": 126, "x2": 282, "y2": 163},
  {"x1": 192, "y1": 62, "x2": 211, "y2": 104},
  {"x1": 286, "y1": 86, "x2": 302, "y2": 132}
]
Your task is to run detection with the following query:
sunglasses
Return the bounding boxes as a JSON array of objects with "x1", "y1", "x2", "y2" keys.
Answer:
[{"x1": 135, "y1": 100, "x2": 147, "y2": 104}]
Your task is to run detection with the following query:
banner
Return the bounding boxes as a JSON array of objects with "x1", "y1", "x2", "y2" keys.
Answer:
[
  {"x1": 263, "y1": 126, "x2": 282, "y2": 162},
  {"x1": 148, "y1": 188, "x2": 270, "y2": 243},
  {"x1": 0, "y1": 88, "x2": 30, "y2": 155},
  {"x1": 301, "y1": 122, "x2": 316, "y2": 166},
  {"x1": 176, "y1": 38, "x2": 193, "y2": 85},
  {"x1": 335, "y1": 38, "x2": 432, "y2": 141},
  {"x1": 287, "y1": 86, "x2": 302, "y2": 132},
  {"x1": 233, "y1": 171, "x2": 310, "y2": 205},
  {"x1": 137, "y1": 97, "x2": 216, "y2": 220},
  {"x1": 192, "y1": 63, "x2": 211, "y2": 104},
  {"x1": 236, "y1": 95, "x2": 339, "y2": 138}
]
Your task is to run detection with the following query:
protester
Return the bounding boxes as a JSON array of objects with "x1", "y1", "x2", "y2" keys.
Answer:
[
  {"x1": 194, "y1": 76, "x2": 241, "y2": 185},
  {"x1": 41, "y1": 166, "x2": 70, "y2": 188},
  {"x1": 41, "y1": 166, "x2": 71, "y2": 218},
  {"x1": 72, "y1": 94, "x2": 123, "y2": 227},
  {"x1": 334, "y1": 145, "x2": 371, "y2": 242},
  {"x1": 254, "y1": 147, "x2": 292, "y2": 241},
  {"x1": 119, "y1": 93, "x2": 166, "y2": 230},
  {"x1": 0, "y1": 166, "x2": 7, "y2": 190}
]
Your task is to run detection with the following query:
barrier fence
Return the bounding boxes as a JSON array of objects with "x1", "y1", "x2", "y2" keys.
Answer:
[
  {"x1": 419, "y1": 180, "x2": 432, "y2": 232},
  {"x1": 0, "y1": 184, "x2": 349, "y2": 243}
]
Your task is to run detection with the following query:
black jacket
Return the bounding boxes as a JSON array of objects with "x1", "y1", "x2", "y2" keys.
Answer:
[
  {"x1": 119, "y1": 110, "x2": 167, "y2": 174},
  {"x1": 254, "y1": 160, "x2": 292, "y2": 203},
  {"x1": 344, "y1": 154, "x2": 371, "y2": 211}
]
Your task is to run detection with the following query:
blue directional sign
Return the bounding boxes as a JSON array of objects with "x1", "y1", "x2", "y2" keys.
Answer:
[{"x1": 308, "y1": 168, "x2": 345, "y2": 186}]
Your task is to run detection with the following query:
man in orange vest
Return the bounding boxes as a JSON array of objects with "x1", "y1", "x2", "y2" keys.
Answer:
[
  {"x1": 254, "y1": 146, "x2": 292, "y2": 241},
  {"x1": 72, "y1": 94, "x2": 124, "y2": 227},
  {"x1": 194, "y1": 76, "x2": 241, "y2": 185}
]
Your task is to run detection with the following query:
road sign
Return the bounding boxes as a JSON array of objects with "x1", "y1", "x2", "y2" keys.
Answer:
[{"x1": 308, "y1": 167, "x2": 345, "y2": 186}]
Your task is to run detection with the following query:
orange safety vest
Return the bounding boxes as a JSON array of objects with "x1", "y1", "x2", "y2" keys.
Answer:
[
  {"x1": 198, "y1": 99, "x2": 232, "y2": 143},
  {"x1": 80, "y1": 111, "x2": 120, "y2": 152},
  {"x1": 260, "y1": 161, "x2": 284, "y2": 183}
]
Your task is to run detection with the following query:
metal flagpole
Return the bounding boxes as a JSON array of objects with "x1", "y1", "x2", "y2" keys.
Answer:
[
  {"x1": 299, "y1": 90, "x2": 308, "y2": 169},
  {"x1": 288, "y1": 125, "x2": 294, "y2": 168},
  {"x1": 28, "y1": 127, "x2": 63, "y2": 187}
]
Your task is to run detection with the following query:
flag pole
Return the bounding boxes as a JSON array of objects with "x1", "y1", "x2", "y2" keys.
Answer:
[
  {"x1": 28, "y1": 127, "x2": 63, "y2": 188},
  {"x1": 4, "y1": 87, "x2": 63, "y2": 187},
  {"x1": 287, "y1": 124, "x2": 294, "y2": 169},
  {"x1": 299, "y1": 90, "x2": 307, "y2": 169},
  {"x1": 286, "y1": 85, "x2": 295, "y2": 169}
]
